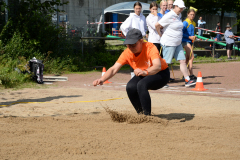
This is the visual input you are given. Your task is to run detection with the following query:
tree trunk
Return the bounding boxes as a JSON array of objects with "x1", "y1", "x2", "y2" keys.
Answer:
[{"x1": 220, "y1": 8, "x2": 224, "y2": 33}]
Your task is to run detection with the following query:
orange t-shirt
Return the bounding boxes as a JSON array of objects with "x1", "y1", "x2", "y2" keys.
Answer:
[{"x1": 117, "y1": 42, "x2": 168, "y2": 71}]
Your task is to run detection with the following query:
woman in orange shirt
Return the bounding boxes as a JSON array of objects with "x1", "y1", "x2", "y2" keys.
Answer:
[{"x1": 93, "y1": 29, "x2": 169, "y2": 115}]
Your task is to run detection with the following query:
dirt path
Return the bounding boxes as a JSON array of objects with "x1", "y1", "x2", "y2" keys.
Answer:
[{"x1": 1, "y1": 62, "x2": 240, "y2": 159}]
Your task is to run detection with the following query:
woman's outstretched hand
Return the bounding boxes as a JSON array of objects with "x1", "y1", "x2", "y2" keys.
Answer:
[{"x1": 93, "y1": 79, "x2": 104, "y2": 86}]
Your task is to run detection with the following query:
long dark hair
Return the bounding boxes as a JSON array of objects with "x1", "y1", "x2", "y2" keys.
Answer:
[
  {"x1": 150, "y1": 1, "x2": 158, "y2": 9},
  {"x1": 134, "y1": 1, "x2": 142, "y2": 8}
]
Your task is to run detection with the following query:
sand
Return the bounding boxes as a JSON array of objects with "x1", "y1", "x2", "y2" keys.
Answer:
[{"x1": 1, "y1": 87, "x2": 240, "y2": 159}]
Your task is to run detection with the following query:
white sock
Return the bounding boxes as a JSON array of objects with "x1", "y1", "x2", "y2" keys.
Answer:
[
  {"x1": 131, "y1": 72, "x2": 135, "y2": 79},
  {"x1": 185, "y1": 76, "x2": 190, "y2": 81}
]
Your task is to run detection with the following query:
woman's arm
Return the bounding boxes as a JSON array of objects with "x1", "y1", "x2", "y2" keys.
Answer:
[
  {"x1": 120, "y1": 17, "x2": 132, "y2": 36},
  {"x1": 155, "y1": 22, "x2": 163, "y2": 37},
  {"x1": 134, "y1": 58, "x2": 161, "y2": 76},
  {"x1": 182, "y1": 21, "x2": 189, "y2": 39}
]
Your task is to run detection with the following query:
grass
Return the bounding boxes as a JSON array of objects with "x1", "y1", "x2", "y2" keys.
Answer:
[
  {"x1": 0, "y1": 81, "x2": 49, "y2": 91},
  {"x1": 171, "y1": 55, "x2": 239, "y2": 66}
]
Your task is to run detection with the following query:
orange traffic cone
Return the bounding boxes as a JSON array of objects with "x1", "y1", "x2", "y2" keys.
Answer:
[
  {"x1": 102, "y1": 67, "x2": 112, "y2": 84},
  {"x1": 191, "y1": 71, "x2": 208, "y2": 91}
]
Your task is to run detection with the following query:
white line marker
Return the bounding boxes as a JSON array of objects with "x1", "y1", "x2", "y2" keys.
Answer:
[
  {"x1": 186, "y1": 91, "x2": 212, "y2": 94},
  {"x1": 115, "y1": 83, "x2": 127, "y2": 84},
  {"x1": 207, "y1": 88, "x2": 225, "y2": 90},
  {"x1": 225, "y1": 91, "x2": 240, "y2": 93}
]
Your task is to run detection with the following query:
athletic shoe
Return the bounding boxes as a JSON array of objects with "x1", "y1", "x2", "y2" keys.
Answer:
[
  {"x1": 163, "y1": 84, "x2": 169, "y2": 88},
  {"x1": 185, "y1": 79, "x2": 196, "y2": 87},
  {"x1": 227, "y1": 57, "x2": 232, "y2": 59},
  {"x1": 169, "y1": 78, "x2": 175, "y2": 82},
  {"x1": 190, "y1": 75, "x2": 197, "y2": 80}
]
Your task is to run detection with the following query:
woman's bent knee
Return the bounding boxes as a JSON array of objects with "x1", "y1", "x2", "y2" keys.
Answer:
[{"x1": 126, "y1": 81, "x2": 137, "y2": 92}]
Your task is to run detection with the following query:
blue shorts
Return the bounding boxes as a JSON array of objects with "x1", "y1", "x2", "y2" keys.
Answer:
[
  {"x1": 182, "y1": 42, "x2": 192, "y2": 47},
  {"x1": 162, "y1": 44, "x2": 186, "y2": 64}
]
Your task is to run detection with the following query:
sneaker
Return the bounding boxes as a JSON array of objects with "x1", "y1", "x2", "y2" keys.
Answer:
[
  {"x1": 189, "y1": 75, "x2": 197, "y2": 80},
  {"x1": 185, "y1": 79, "x2": 196, "y2": 87},
  {"x1": 227, "y1": 57, "x2": 232, "y2": 60},
  {"x1": 163, "y1": 84, "x2": 169, "y2": 88},
  {"x1": 169, "y1": 78, "x2": 175, "y2": 82}
]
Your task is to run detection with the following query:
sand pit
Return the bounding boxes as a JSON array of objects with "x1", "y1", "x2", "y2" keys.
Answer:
[
  {"x1": 1, "y1": 87, "x2": 240, "y2": 159},
  {"x1": 104, "y1": 107, "x2": 168, "y2": 125}
]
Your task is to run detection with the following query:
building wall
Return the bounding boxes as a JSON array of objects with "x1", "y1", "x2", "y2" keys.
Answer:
[
  {"x1": 59, "y1": 0, "x2": 237, "y2": 34},
  {"x1": 59, "y1": 0, "x2": 148, "y2": 30}
]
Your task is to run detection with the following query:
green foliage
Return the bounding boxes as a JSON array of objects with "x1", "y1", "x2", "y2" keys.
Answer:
[
  {"x1": 0, "y1": 55, "x2": 31, "y2": 88},
  {"x1": 0, "y1": 0, "x2": 68, "y2": 54},
  {"x1": 0, "y1": 0, "x2": 123, "y2": 89},
  {"x1": 0, "y1": 31, "x2": 43, "y2": 88},
  {"x1": 0, "y1": 31, "x2": 42, "y2": 58}
]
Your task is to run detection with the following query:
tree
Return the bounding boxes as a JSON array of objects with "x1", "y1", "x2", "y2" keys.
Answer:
[
  {"x1": 184, "y1": 0, "x2": 240, "y2": 33},
  {"x1": 0, "y1": 0, "x2": 68, "y2": 54}
]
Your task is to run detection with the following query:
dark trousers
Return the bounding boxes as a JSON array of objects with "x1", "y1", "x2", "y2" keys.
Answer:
[{"x1": 126, "y1": 68, "x2": 170, "y2": 115}]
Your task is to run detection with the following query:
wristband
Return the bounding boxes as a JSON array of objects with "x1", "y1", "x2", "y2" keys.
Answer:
[{"x1": 144, "y1": 69, "x2": 149, "y2": 76}]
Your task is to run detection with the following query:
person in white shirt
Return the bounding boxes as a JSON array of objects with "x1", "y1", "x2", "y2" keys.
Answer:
[
  {"x1": 155, "y1": 0, "x2": 196, "y2": 87},
  {"x1": 146, "y1": 2, "x2": 161, "y2": 52},
  {"x1": 120, "y1": 2, "x2": 148, "y2": 37},
  {"x1": 120, "y1": 1, "x2": 148, "y2": 79},
  {"x1": 197, "y1": 16, "x2": 206, "y2": 36}
]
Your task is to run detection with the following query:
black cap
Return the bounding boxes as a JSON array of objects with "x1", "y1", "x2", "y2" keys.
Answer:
[{"x1": 123, "y1": 28, "x2": 143, "y2": 45}]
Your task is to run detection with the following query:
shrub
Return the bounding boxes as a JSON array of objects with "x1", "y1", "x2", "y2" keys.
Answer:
[{"x1": 0, "y1": 56, "x2": 31, "y2": 88}]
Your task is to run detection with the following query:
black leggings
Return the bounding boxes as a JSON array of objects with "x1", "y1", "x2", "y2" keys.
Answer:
[{"x1": 126, "y1": 68, "x2": 170, "y2": 115}]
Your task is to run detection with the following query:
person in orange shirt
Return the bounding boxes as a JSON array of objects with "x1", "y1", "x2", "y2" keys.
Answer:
[{"x1": 93, "y1": 29, "x2": 169, "y2": 115}]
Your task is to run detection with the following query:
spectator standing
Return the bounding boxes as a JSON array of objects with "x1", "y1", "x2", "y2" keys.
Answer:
[
  {"x1": 120, "y1": 2, "x2": 148, "y2": 37},
  {"x1": 156, "y1": 0, "x2": 175, "y2": 84},
  {"x1": 155, "y1": 0, "x2": 196, "y2": 87},
  {"x1": 224, "y1": 25, "x2": 235, "y2": 59},
  {"x1": 93, "y1": 29, "x2": 169, "y2": 115},
  {"x1": 157, "y1": 0, "x2": 168, "y2": 18},
  {"x1": 197, "y1": 16, "x2": 206, "y2": 36},
  {"x1": 146, "y1": 2, "x2": 161, "y2": 52},
  {"x1": 166, "y1": 0, "x2": 174, "y2": 13},
  {"x1": 215, "y1": 22, "x2": 222, "y2": 41},
  {"x1": 226, "y1": 22, "x2": 232, "y2": 30},
  {"x1": 120, "y1": 1, "x2": 148, "y2": 78},
  {"x1": 182, "y1": 9, "x2": 197, "y2": 80}
]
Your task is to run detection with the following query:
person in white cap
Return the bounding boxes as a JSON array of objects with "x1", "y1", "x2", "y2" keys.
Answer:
[{"x1": 155, "y1": 0, "x2": 196, "y2": 87}]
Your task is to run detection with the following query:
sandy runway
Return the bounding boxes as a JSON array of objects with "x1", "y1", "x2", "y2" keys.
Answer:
[{"x1": 1, "y1": 88, "x2": 240, "y2": 159}]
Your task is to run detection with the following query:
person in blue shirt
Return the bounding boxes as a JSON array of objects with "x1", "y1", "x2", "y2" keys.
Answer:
[
  {"x1": 157, "y1": 0, "x2": 168, "y2": 18},
  {"x1": 165, "y1": 0, "x2": 173, "y2": 13},
  {"x1": 182, "y1": 9, "x2": 197, "y2": 80}
]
